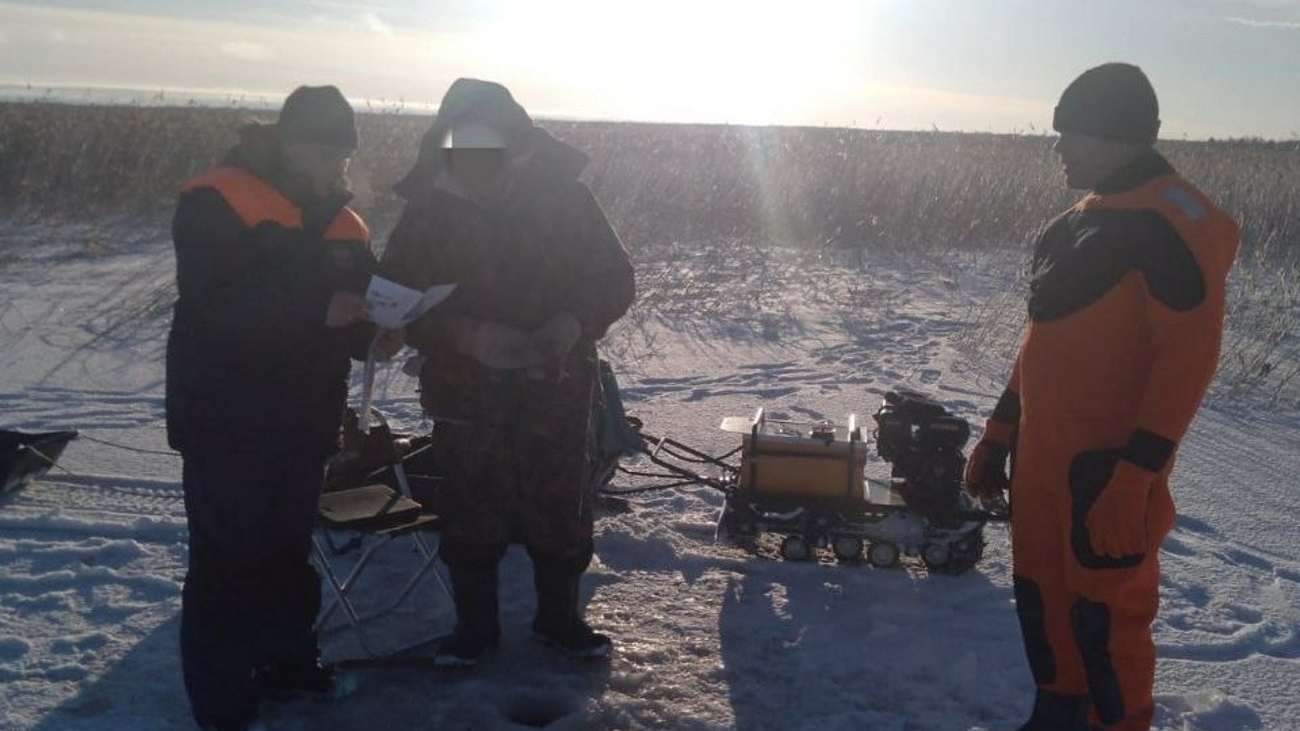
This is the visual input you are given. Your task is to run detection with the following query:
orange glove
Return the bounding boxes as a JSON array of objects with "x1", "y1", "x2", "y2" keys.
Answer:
[
  {"x1": 963, "y1": 419, "x2": 1014, "y2": 500},
  {"x1": 1086, "y1": 458, "x2": 1156, "y2": 558}
]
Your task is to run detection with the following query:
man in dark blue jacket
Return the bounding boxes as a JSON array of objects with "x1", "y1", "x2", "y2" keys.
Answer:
[{"x1": 166, "y1": 85, "x2": 400, "y2": 731}]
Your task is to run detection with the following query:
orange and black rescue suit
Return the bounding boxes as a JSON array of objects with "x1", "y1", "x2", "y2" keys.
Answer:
[{"x1": 997, "y1": 152, "x2": 1238, "y2": 730}]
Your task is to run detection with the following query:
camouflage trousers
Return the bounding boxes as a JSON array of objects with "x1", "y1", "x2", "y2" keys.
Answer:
[{"x1": 432, "y1": 369, "x2": 596, "y2": 557}]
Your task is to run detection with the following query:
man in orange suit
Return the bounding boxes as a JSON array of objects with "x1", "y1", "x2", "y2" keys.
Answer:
[{"x1": 964, "y1": 63, "x2": 1239, "y2": 731}]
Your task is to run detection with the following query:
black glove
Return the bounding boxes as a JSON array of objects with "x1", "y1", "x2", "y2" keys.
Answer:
[{"x1": 963, "y1": 418, "x2": 1013, "y2": 501}]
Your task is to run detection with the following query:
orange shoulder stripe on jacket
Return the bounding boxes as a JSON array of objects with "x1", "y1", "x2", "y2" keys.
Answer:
[
  {"x1": 1080, "y1": 174, "x2": 1206, "y2": 218},
  {"x1": 180, "y1": 166, "x2": 302, "y2": 230},
  {"x1": 324, "y1": 206, "x2": 370, "y2": 245}
]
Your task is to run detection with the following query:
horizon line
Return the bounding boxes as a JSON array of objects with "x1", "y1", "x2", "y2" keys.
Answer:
[{"x1": 0, "y1": 81, "x2": 1293, "y2": 144}]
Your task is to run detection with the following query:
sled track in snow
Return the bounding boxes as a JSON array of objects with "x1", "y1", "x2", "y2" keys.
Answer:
[{"x1": 0, "y1": 477, "x2": 186, "y2": 545}]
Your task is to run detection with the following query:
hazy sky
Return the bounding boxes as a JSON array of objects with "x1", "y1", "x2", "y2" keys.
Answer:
[{"x1": 1, "y1": 0, "x2": 1297, "y2": 139}]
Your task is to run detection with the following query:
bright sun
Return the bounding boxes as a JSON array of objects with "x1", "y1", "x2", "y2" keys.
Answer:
[{"x1": 489, "y1": 0, "x2": 866, "y2": 125}]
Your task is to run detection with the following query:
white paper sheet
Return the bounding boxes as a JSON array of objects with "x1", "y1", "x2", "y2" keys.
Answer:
[
  {"x1": 363, "y1": 276, "x2": 457, "y2": 329},
  {"x1": 357, "y1": 276, "x2": 456, "y2": 432}
]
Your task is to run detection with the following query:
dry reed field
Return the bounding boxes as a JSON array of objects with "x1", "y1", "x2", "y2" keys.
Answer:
[
  {"x1": 3, "y1": 102, "x2": 1295, "y2": 252},
  {"x1": 1, "y1": 101, "x2": 1296, "y2": 403}
]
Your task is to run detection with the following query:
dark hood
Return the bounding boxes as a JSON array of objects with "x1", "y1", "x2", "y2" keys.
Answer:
[{"x1": 394, "y1": 78, "x2": 588, "y2": 205}]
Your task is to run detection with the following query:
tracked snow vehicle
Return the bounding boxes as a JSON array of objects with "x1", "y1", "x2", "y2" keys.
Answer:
[
  {"x1": 617, "y1": 389, "x2": 1003, "y2": 574},
  {"x1": 711, "y1": 390, "x2": 997, "y2": 573}
]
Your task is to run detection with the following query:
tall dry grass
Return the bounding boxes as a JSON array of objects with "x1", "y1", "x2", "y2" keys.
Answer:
[
  {"x1": 2, "y1": 102, "x2": 1296, "y2": 255},
  {"x1": 0, "y1": 101, "x2": 1296, "y2": 404}
]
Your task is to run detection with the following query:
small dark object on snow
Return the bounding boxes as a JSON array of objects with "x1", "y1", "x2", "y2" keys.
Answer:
[{"x1": 0, "y1": 429, "x2": 77, "y2": 494}]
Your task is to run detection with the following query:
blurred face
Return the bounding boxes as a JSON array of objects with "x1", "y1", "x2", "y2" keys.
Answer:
[
  {"x1": 1053, "y1": 132, "x2": 1145, "y2": 191},
  {"x1": 443, "y1": 148, "x2": 508, "y2": 197},
  {"x1": 281, "y1": 141, "x2": 353, "y2": 199}
]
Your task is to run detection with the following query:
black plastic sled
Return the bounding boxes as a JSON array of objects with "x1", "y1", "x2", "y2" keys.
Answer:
[{"x1": 1, "y1": 429, "x2": 78, "y2": 494}]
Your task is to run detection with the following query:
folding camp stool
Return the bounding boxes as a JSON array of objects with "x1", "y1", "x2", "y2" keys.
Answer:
[{"x1": 311, "y1": 411, "x2": 451, "y2": 658}]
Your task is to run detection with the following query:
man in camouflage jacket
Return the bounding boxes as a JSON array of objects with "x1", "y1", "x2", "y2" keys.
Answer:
[{"x1": 382, "y1": 78, "x2": 635, "y2": 667}]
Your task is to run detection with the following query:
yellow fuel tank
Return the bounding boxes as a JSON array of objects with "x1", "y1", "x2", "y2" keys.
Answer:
[{"x1": 722, "y1": 410, "x2": 866, "y2": 501}]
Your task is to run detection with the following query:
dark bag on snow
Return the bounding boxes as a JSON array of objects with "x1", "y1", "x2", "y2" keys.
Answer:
[
  {"x1": 595, "y1": 360, "x2": 644, "y2": 460},
  {"x1": 588, "y1": 360, "x2": 644, "y2": 491}
]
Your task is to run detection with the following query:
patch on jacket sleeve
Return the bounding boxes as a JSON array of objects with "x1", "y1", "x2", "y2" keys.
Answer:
[{"x1": 1161, "y1": 185, "x2": 1206, "y2": 222}]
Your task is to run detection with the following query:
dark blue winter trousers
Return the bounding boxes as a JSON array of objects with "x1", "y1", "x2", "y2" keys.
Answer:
[{"x1": 180, "y1": 446, "x2": 326, "y2": 728}]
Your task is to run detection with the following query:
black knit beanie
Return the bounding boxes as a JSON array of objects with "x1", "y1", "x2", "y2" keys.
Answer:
[
  {"x1": 278, "y1": 85, "x2": 359, "y2": 150},
  {"x1": 1053, "y1": 63, "x2": 1159, "y2": 144}
]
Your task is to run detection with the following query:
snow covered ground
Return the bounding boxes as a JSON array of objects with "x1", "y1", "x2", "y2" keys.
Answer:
[{"x1": 1, "y1": 224, "x2": 1296, "y2": 731}]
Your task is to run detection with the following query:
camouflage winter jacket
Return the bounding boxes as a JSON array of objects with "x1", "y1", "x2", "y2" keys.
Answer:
[{"x1": 381, "y1": 102, "x2": 634, "y2": 424}]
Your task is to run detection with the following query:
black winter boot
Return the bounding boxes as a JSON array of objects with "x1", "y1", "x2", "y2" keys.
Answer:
[
  {"x1": 1014, "y1": 690, "x2": 1091, "y2": 731},
  {"x1": 530, "y1": 547, "x2": 612, "y2": 660},
  {"x1": 255, "y1": 658, "x2": 335, "y2": 701},
  {"x1": 200, "y1": 716, "x2": 261, "y2": 731},
  {"x1": 435, "y1": 544, "x2": 504, "y2": 669}
]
